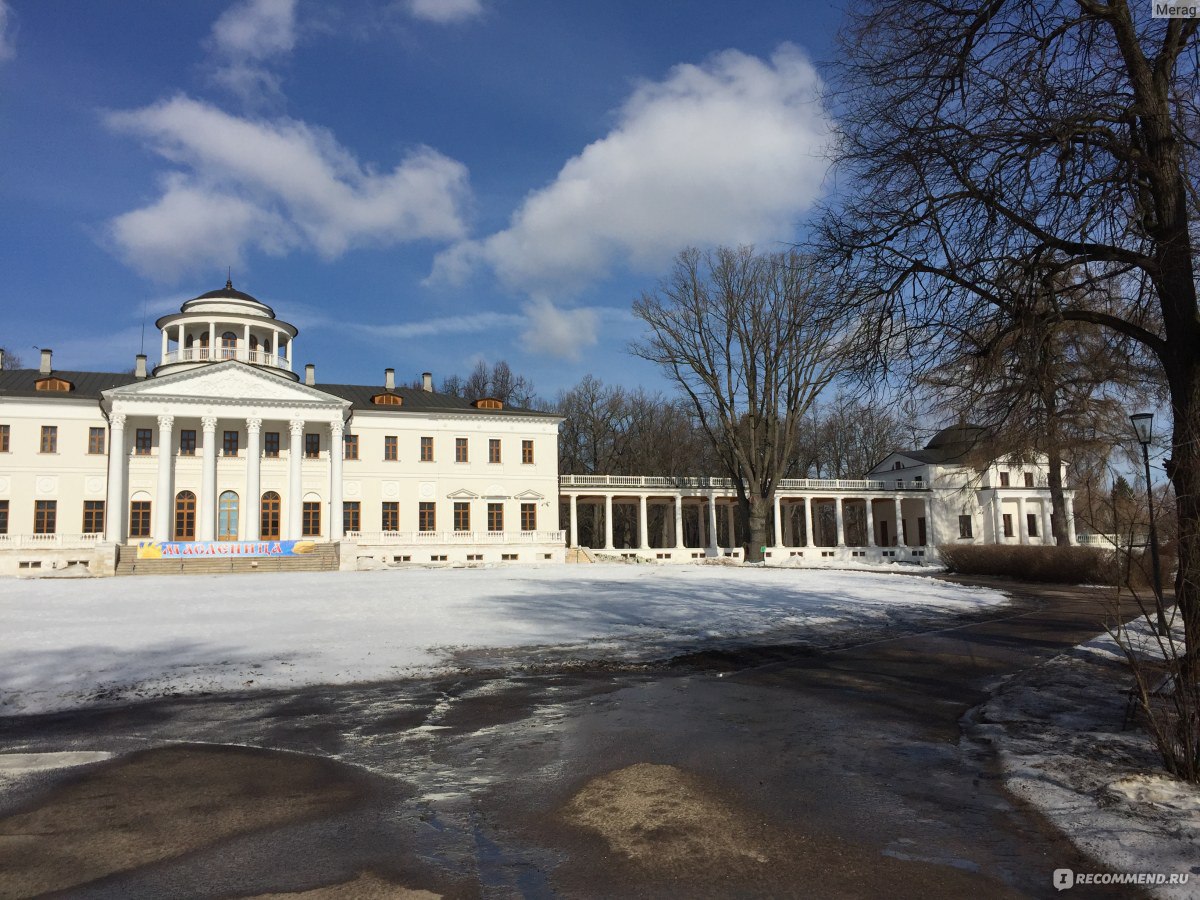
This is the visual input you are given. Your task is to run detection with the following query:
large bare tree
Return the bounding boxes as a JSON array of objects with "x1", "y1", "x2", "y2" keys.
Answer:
[
  {"x1": 819, "y1": 1, "x2": 1200, "y2": 658},
  {"x1": 632, "y1": 247, "x2": 850, "y2": 561}
]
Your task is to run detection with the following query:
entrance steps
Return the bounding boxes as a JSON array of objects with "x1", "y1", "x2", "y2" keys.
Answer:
[
  {"x1": 114, "y1": 543, "x2": 340, "y2": 576},
  {"x1": 565, "y1": 547, "x2": 596, "y2": 564}
]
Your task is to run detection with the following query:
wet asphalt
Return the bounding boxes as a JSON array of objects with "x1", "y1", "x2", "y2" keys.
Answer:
[{"x1": 0, "y1": 577, "x2": 1148, "y2": 899}]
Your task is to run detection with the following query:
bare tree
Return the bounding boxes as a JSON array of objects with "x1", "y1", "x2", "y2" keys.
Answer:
[
  {"x1": 797, "y1": 393, "x2": 908, "y2": 479},
  {"x1": 819, "y1": 1, "x2": 1200, "y2": 670},
  {"x1": 0, "y1": 347, "x2": 21, "y2": 370},
  {"x1": 632, "y1": 247, "x2": 851, "y2": 562}
]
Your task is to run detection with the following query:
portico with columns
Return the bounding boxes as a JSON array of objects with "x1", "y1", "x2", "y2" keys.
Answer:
[{"x1": 103, "y1": 362, "x2": 351, "y2": 545}]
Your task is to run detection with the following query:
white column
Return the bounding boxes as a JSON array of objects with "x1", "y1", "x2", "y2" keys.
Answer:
[
  {"x1": 726, "y1": 503, "x2": 736, "y2": 548},
  {"x1": 176, "y1": 323, "x2": 184, "y2": 354},
  {"x1": 604, "y1": 494, "x2": 614, "y2": 549},
  {"x1": 1042, "y1": 499, "x2": 1053, "y2": 546},
  {"x1": 160, "y1": 329, "x2": 168, "y2": 364},
  {"x1": 288, "y1": 418, "x2": 304, "y2": 539},
  {"x1": 992, "y1": 489, "x2": 1004, "y2": 543},
  {"x1": 810, "y1": 499, "x2": 821, "y2": 547},
  {"x1": 245, "y1": 418, "x2": 262, "y2": 541},
  {"x1": 796, "y1": 498, "x2": 808, "y2": 546},
  {"x1": 199, "y1": 416, "x2": 218, "y2": 541},
  {"x1": 707, "y1": 492, "x2": 719, "y2": 551},
  {"x1": 1018, "y1": 496, "x2": 1029, "y2": 545},
  {"x1": 154, "y1": 415, "x2": 174, "y2": 541},
  {"x1": 674, "y1": 496, "x2": 685, "y2": 549},
  {"x1": 1065, "y1": 495, "x2": 1077, "y2": 545},
  {"x1": 773, "y1": 495, "x2": 783, "y2": 547},
  {"x1": 569, "y1": 494, "x2": 579, "y2": 548},
  {"x1": 895, "y1": 498, "x2": 906, "y2": 547},
  {"x1": 208, "y1": 322, "x2": 217, "y2": 359},
  {"x1": 638, "y1": 495, "x2": 649, "y2": 550},
  {"x1": 924, "y1": 498, "x2": 935, "y2": 546},
  {"x1": 834, "y1": 498, "x2": 845, "y2": 546},
  {"x1": 105, "y1": 413, "x2": 127, "y2": 543},
  {"x1": 242, "y1": 324, "x2": 251, "y2": 362},
  {"x1": 865, "y1": 499, "x2": 875, "y2": 547},
  {"x1": 329, "y1": 420, "x2": 344, "y2": 541}
]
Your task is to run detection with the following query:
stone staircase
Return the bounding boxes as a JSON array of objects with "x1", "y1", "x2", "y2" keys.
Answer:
[
  {"x1": 565, "y1": 547, "x2": 596, "y2": 564},
  {"x1": 114, "y1": 543, "x2": 340, "y2": 576}
]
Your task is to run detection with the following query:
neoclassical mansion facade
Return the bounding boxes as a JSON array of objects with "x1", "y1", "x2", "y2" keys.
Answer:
[{"x1": 0, "y1": 283, "x2": 1078, "y2": 576}]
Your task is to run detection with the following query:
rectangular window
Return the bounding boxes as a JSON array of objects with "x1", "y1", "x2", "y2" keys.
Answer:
[
  {"x1": 0, "y1": 424, "x2": 8, "y2": 452},
  {"x1": 999, "y1": 471, "x2": 1010, "y2": 487},
  {"x1": 1002, "y1": 514, "x2": 1013, "y2": 538},
  {"x1": 305, "y1": 433, "x2": 320, "y2": 458},
  {"x1": 180, "y1": 430, "x2": 197, "y2": 456},
  {"x1": 487, "y1": 502, "x2": 504, "y2": 532},
  {"x1": 454, "y1": 501, "x2": 470, "y2": 532},
  {"x1": 521, "y1": 502, "x2": 537, "y2": 532},
  {"x1": 1024, "y1": 472, "x2": 1034, "y2": 488},
  {"x1": 343, "y1": 433, "x2": 359, "y2": 460},
  {"x1": 420, "y1": 436, "x2": 434, "y2": 462},
  {"x1": 40, "y1": 425, "x2": 58, "y2": 454},
  {"x1": 302, "y1": 501, "x2": 321, "y2": 537},
  {"x1": 82, "y1": 500, "x2": 105, "y2": 534},
  {"x1": 1027, "y1": 513, "x2": 1039, "y2": 538},
  {"x1": 418, "y1": 501, "x2": 436, "y2": 532},
  {"x1": 135, "y1": 428, "x2": 152, "y2": 455},
  {"x1": 343, "y1": 501, "x2": 361, "y2": 534},
  {"x1": 455, "y1": 437, "x2": 469, "y2": 463},
  {"x1": 489, "y1": 438, "x2": 501, "y2": 463},
  {"x1": 223, "y1": 430, "x2": 239, "y2": 456},
  {"x1": 384, "y1": 435, "x2": 398, "y2": 461},
  {"x1": 88, "y1": 427, "x2": 105, "y2": 454},
  {"x1": 0, "y1": 500, "x2": 8, "y2": 534},
  {"x1": 381, "y1": 501, "x2": 399, "y2": 531},
  {"x1": 521, "y1": 439, "x2": 534, "y2": 465},
  {"x1": 264, "y1": 432, "x2": 279, "y2": 457},
  {"x1": 129, "y1": 500, "x2": 151, "y2": 538},
  {"x1": 958, "y1": 515, "x2": 973, "y2": 539},
  {"x1": 34, "y1": 500, "x2": 56, "y2": 534}
]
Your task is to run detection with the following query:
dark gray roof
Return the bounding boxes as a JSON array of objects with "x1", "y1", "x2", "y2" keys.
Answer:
[
  {"x1": 0, "y1": 369, "x2": 140, "y2": 400},
  {"x1": 888, "y1": 423, "x2": 994, "y2": 466},
  {"x1": 317, "y1": 382, "x2": 558, "y2": 418}
]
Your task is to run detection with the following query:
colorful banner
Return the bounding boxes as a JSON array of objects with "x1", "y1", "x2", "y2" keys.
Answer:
[{"x1": 136, "y1": 540, "x2": 317, "y2": 559}]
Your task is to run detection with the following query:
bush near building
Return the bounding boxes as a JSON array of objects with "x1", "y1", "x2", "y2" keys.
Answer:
[{"x1": 938, "y1": 544, "x2": 1118, "y2": 585}]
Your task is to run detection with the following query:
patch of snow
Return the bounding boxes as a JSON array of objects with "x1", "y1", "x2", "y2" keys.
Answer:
[
  {"x1": 0, "y1": 751, "x2": 113, "y2": 787},
  {"x1": 972, "y1": 617, "x2": 1200, "y2": 899},
  {"x1": 0, "y1": 565, "x2": 1005, "y2": 716}
]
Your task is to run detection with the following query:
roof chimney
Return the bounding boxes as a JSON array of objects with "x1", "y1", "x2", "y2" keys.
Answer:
[
  {"x1": 385, "y1": 368, "x2": 395, "y2": 391},
  {"x1": 39, "y1": 348, "x2": 52, "y2": 375},
  {"x1": 422, "y1": 371, "x2": 433, "y2": 392},
  {"x1": 305, "y1": 363, "x2": 315, "y2": 386},
  {"x1": 135, "y1": 354, "x2": 148, "y2": 379},
  {"x1": 0, "y1": 348, "x2": 5, "y2": 369}
]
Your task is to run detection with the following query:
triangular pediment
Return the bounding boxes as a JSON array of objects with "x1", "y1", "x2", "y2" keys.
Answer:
[
  {"x1": 515, "y1": 489, "x2": 545, "y2": 500},
  {"x1": 446, "y1": 489, "x2": 479, "y2": 499},
  {"x1": 103, "y1": 361, "x2": 348, "y2": 408}
]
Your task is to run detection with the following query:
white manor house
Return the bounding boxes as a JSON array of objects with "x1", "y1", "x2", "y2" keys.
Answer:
[{"x1": 0, "y1": 283, "x2": 1078, "y2": 576}]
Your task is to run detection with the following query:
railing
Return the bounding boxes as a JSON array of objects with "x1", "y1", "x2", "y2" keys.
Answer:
[
  {"x1": 558, "y1": 475, "x2": 927, "y2": 492},
  {"x1": 1077, "y1": 533, "x2": 1148, "y2": 550},
  {"x1": 162, "y1": 348, "x2": 292, "y2": 371},
  {"x1": 0, "y1": 533, "x2": 103, "y2": 550},
  {"x1": 347, "y1": 530, "x2": 565, "y2": 545}
]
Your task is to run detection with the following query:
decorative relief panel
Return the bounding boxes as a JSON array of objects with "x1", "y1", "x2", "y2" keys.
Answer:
[
  {"x1": 344, "y1": 481, "x2": 361, "y2": 498},
  {"x1": 0, "y1": 477, "x2": 10, "y2": 495},
  {"x1": 85, "y1": 477, "x2": 106, "y2": 496},
  {"x1": 382, "y1": 481, "x2": 399, "y2": 498},
  {"x1": 35, "y1": 476, "x2": 58, "y2": 496},
  {"x1": 419, "y1": 482, "x2": 436, "y2": 499}
]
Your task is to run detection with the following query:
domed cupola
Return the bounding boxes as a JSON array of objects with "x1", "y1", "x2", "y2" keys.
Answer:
[{"x1": 153, "y1": 279, "x2": 300, "y2": 380}]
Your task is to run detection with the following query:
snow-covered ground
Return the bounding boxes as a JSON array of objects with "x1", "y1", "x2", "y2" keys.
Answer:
[
  {"x1": 973, "y1": 618, "x2": 1200, "y2": 899},
  {"x1": 0, "y1": 564, "x2": 1004, "y2": 716}
]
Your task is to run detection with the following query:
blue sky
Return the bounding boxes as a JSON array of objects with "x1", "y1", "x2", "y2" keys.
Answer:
[{"x1": 1, "y1": 0, "x2": 847, "y2": 396}]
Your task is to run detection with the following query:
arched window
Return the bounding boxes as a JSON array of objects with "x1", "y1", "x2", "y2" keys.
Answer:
[
  {"x1": 261, "y1": 491, "x2": 281, "y2": 540},
  {"x1": 221, "y1": 331, "x2": 237, "y2": 359},
  {"x1": 263, "y1": 338, "x2": 272, "y2": 354},
  {"x1": 174, "y1": 491, "x2": 196, "y2": 541},
  {"x1": 198, "y1": 332, "x2": 209, "y2": 347},
  {"x1": 184, "y1": 334, "x2": 194, "y2": 348},
  {"x1": 218, "y1": 491, "x2": 239, "y2": 541}
]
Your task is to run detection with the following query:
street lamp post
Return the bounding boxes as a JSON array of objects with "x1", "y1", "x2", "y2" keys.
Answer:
[{"x1": 1130, "y1": 412, "x2": 1168, "y2": 635}]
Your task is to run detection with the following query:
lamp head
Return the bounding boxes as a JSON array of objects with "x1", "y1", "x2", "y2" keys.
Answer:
[{"x1": 1130, "y1": 412, "x2": 1153, "y2": 446}]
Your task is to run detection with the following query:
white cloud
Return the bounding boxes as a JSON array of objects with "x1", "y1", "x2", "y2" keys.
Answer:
[
  {"x1": 207, "y1": 0, "x2": 297, "y2": 105},
  {"x1": 405, "y1": 0, "x2": 484, "y2": 24},
  {"x1": 0, "y1": 1, "x2": 16, "y2": 62},
  {"x1": 105, "y1": 96, "x2": 472, "y2": 280},
  {"x1": 353, "y1": 311, "x2": 525, "y2": 340},
  {"x1": 431, "y1": 44, "x2": 832, "y2": 294},
  {"x1": 519, "y1": 297, "x2": 598, "y2": 361}
]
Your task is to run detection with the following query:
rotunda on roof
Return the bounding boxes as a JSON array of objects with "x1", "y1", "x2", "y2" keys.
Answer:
[{"x1": 153, "y1": 280, "x2": 299, "y2": 381}]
